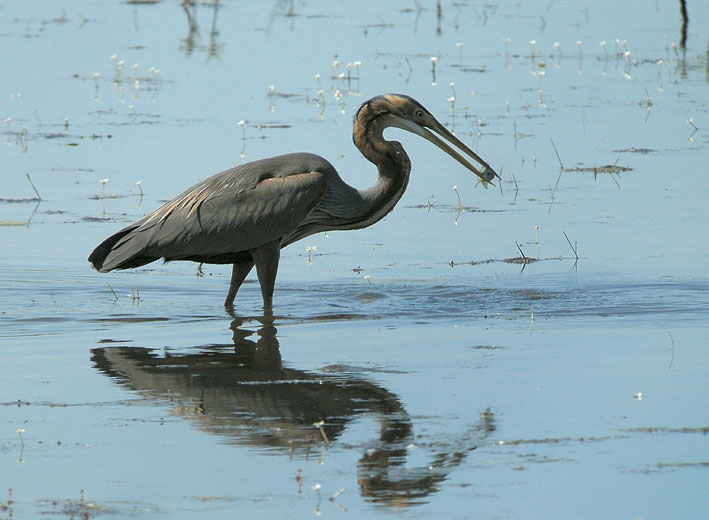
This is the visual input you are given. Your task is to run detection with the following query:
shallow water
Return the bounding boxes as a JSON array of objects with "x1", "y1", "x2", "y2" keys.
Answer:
[{"x1": 2, "y1": 0, "x2": 708, "y2": 518}]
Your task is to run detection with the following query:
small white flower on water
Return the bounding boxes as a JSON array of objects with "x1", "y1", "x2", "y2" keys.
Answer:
[
  {"x1": 93, "y1": 72, "x2": 100, "y2": 79},
  {"x1": 237, "y1": 120, "x2": 245, "y2": 126},
  {"x1": 430, "y1": 56, "x2": 438, "y2": 62},
  {"x1": 312, "y1": 484, "x2": 321, "y2": 491},
  {"x1": 16, "y1": 429, "x2": 25, "y2": 433},
  {"x1": 268, "y1": 85, "x2": 275, "y2": 92},
  {"x1": 634, "y1": 392, "x2": 643, "y2": 400},
  {"x1": 100, "y1": 179, "x2": 109, "y2": 184}
]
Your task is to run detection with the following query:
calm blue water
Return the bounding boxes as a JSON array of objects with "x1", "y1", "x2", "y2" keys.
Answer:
[{"x1": 2, "y1": 1, "x2": 708, "y2": 518}]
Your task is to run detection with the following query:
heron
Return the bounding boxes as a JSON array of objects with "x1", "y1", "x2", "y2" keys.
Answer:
[{"x1": 88, "y1": 94, "x2": 497, "y2": 311}]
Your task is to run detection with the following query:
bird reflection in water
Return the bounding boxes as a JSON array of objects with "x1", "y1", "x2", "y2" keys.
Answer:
[{"x1": 91, "y1": 318, "x2": 495, "y2": 506}]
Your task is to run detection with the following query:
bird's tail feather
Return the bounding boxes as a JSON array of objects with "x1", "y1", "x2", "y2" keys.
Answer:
[{"x1": 88, "y1": 224, "x2": 159, "y2": 272}]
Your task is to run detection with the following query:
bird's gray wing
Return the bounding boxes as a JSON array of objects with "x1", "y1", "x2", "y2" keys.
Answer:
[{"x1": 95, "y1": 154, "x2": 331, "y2": 270}]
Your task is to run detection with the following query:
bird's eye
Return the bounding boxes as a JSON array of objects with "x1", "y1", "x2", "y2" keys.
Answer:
[{"x1": 415, "y1": 109, "x2": 424, "y2": 119}]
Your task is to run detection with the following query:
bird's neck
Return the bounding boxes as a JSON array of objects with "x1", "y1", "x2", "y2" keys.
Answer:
[
  {"x1": 359, "y1": 149, "x2": 410, "y2": 213},
  {"x1": 353, "y1": 118, "x2": 412, "y2": 227}
]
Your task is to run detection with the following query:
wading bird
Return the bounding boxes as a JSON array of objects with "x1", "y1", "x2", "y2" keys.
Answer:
[{"x1": 89, "y1": 94, "x2": 497, "y2": 311}]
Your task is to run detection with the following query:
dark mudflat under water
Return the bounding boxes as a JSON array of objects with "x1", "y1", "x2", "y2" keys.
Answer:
[{"x1": 2, "y1": 1, "x2": 708, "y2": 518}]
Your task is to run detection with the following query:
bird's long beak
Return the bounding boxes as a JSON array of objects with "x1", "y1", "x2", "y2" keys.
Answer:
[
  {"x1": 388, "y1": 113, "x2": 498, "y2": 185},
  {"x1": 422, "y1": 122, "x2": 498, "y2": 186}
]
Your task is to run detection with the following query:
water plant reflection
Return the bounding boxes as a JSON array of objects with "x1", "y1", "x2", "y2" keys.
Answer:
[{"x1": 91, "y1": 318, "x2": 494, "y2": 506}]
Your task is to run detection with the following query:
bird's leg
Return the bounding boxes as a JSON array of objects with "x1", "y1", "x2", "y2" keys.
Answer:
[
  {"x1": 224, "y1": 260, "x2": 254, "y2": 308},
  {"x1": 249, "y1": 239, "x2": 281, "y2": 313}
]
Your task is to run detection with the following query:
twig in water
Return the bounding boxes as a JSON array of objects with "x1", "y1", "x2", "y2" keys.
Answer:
[
  {"x1": 16, "y1": 429, "x2": 25, "y2": 463},
  {"x1": 667, "y1": 330, "x2": 675, "y2": 370},
  {"x1": 452, "y1": 185, "x2": 462, "y2": 208},
  {"x1": 598, "y1": 157, "x2": 622, "y2": 188},
  {"x1": 550, "y1": 139, "x2": 564, "y2": 169},
  {"x1": 510, "y1": 173, "x2": 519, "y2": 204},
  {"x1": 312, "y1": 484, "x2": 322, "y2": 515},
  {"x1": 686, "y1": 118, "x2": 697, "y2": 141},
  {"x1": 562, "y1": 231, "x2": 578, "y2": 260},
  {"x1": 25, "y1": 173, "x2": 42, "y2": 200},
  {"x1": 330, "y1": 487, "x2": 346, "y2": 501},
  {"x1": 404, "y1": 56, "x2": 413, "y2": 84},
  {"x1": 535, "y1": 225, "x2": 540, "y2": 258},
  {"x1": 679, "y1": 0, "x2": 688, "y2": 49},
  {"x1": 106, "y1": 283, "x2": 119, "y2": 301},
  {"x1": 305, "y1": 245, "x2": 316, "y2": 265},
  {"x1": 3, "y1": 489, "x2": 13, "y2": 516},
  {"x1": 643, "y1": 88, "x2": 653, "y2": 109},
  {"x1": 314, "y1": 420, "x2": 329, "y2": 444},
  {"x1": 329, "y1": 488, "x2": 347, "y2": 511},
  {"x1": 515, "y1": 241, "x2": 528, "y2": 262}
]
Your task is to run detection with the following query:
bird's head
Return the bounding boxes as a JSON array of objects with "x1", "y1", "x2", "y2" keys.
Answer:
[{"x1": 355, "y1": 94, "x2": 499, "y2": 185}]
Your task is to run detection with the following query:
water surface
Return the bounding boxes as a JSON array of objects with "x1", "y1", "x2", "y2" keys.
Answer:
[{"x1": 2, "y1": 1, "x2": 708, "y2": 518}]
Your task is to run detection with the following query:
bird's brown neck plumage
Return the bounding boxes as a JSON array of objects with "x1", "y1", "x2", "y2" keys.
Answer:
[{"x1": 352, "y1": 99, "x2": 412, "y2": 221}]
